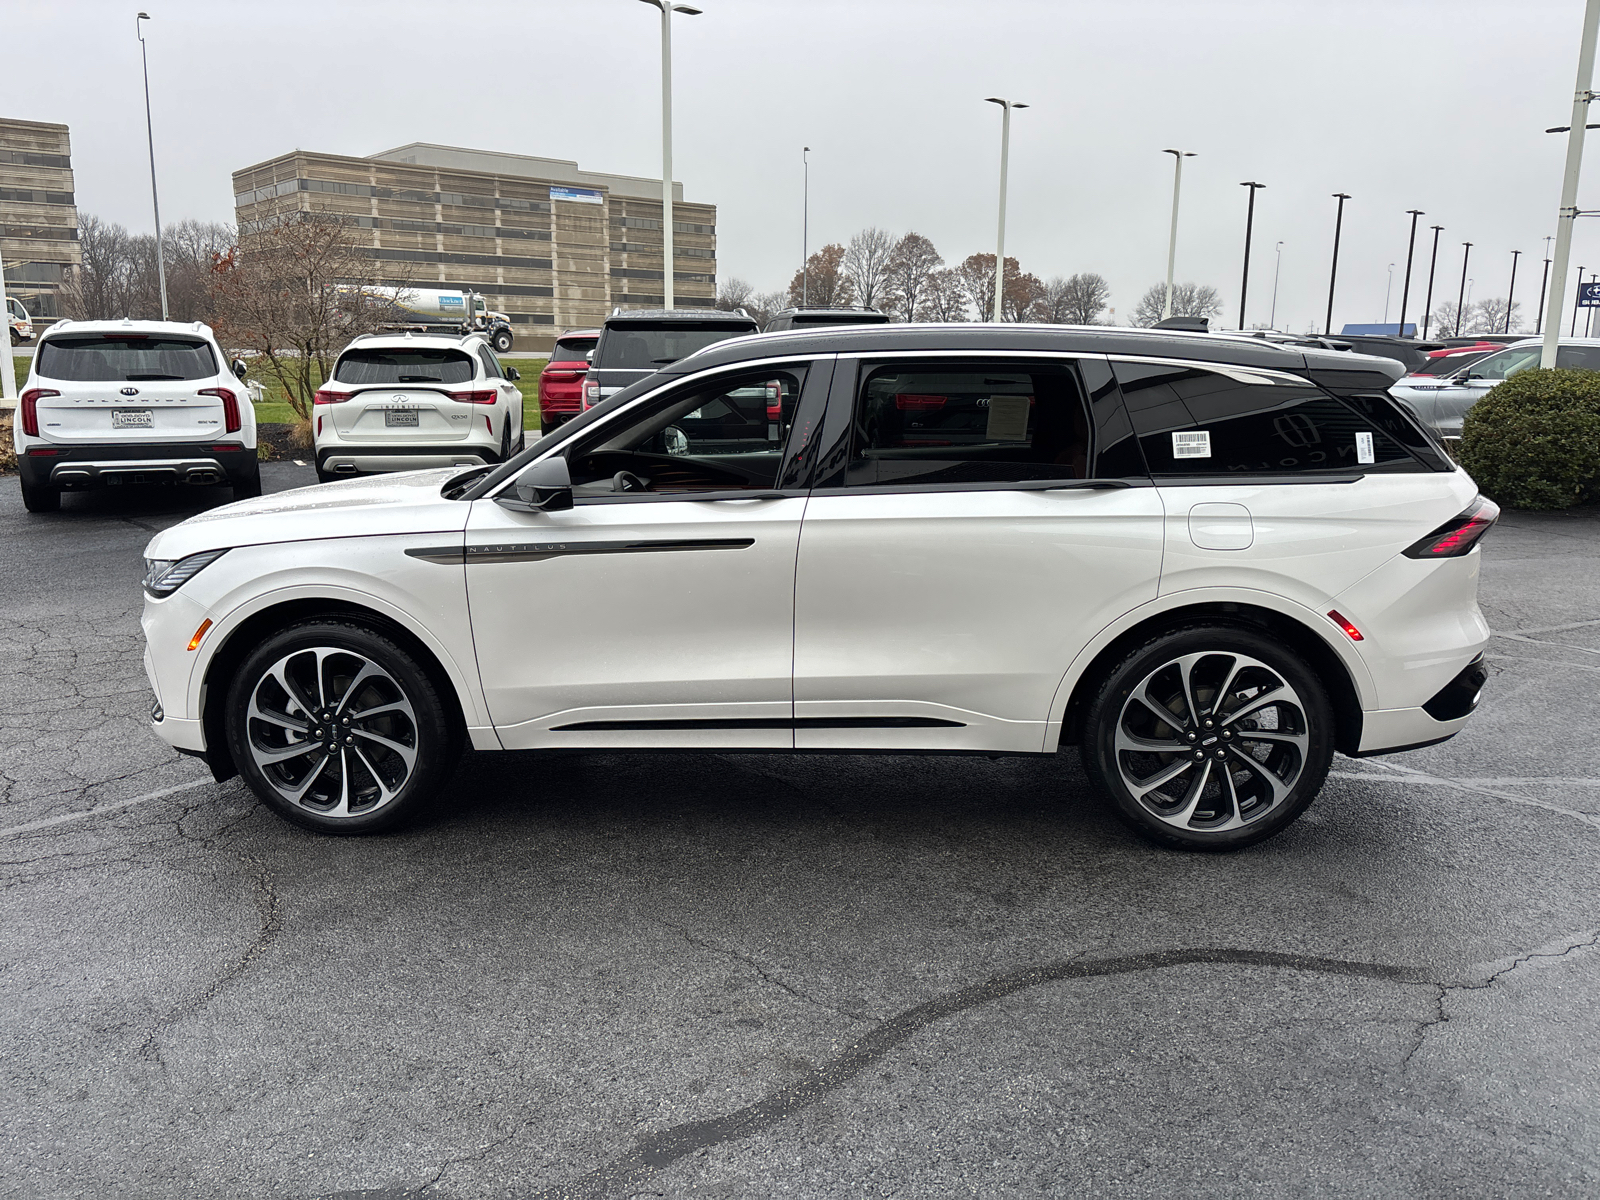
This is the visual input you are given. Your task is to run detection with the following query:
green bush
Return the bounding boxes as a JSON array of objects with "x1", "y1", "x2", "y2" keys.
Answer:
[{"x1": 1458, "y1": 367, "x2": 1600, "y2": 509}]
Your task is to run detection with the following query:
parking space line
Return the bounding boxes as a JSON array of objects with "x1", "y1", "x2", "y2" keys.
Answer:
[{"x1": 0, "y1": 777, "x2": 213, "y2": 839}]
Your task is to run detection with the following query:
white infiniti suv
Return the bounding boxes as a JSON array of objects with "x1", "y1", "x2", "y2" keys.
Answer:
[
  {"x1": 140, "y1": 325, "x2": 1494, "y2": 849},
  {"x1": 312, "y1": 331, "x2": 524, "y2": 482},
  {"x1": 14, "y1": 318, "x2": 259, "y2": 512}
]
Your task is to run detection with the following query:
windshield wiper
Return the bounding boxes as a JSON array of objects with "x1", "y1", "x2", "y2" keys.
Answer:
[
  {"x1": 397, "y1": 375, "x2": 443, "y2": 382},
  {"x1": 124, "y1": 373, "x2": 186, "y2": 381}
]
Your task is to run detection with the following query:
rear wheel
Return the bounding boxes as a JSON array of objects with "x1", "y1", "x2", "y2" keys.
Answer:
[
  {"x1": 498, "y1": 419, "x2": 512, "y2": 462},
  {"x1": 232, "y1": 460, "x2": 262, "y2": 500},
  {"x1": 20, "y1": 479, "x2": 61, "y2": 513},
  {"x1": 1081, "y1": 625, "x2": 1335, "y2": 850},
  {"x1": 224, "y1": 619, "x2": 461, "y2": 834}
]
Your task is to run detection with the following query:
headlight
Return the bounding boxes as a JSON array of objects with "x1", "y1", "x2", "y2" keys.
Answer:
[{"x1": 143, "y1": 548, "x2": 229, "y2": 598}]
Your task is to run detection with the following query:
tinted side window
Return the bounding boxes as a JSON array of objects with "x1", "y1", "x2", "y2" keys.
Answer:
[
  {"x1": 1555, "y1": 345, "x2": 1600, "y2": 371},
  {"x1": 1115, "y1": 362, "x2": 1419, "y2": 476},
  {"x1": 845, "y1": 361, "x2": 1091, "y2": 487},
  {"x1": 477, "y1": 347, "x2": 502, "y2": 378}
]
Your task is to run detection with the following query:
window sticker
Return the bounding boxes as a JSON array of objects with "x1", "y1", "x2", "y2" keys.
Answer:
[
  {"x1": 1355, "y1": 431, "x2": 1375, "y2": 464},
  {"x1": 984, "y1": 394, "x2": 1032, "y2": 442},
  {"x1": 1172, "y1": 430, "x2": 1212, "y2": 458}
]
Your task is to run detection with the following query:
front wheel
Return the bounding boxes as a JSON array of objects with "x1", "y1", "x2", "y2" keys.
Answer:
[
  {"x1": 491, "y1": 330, "x2": 512, "y2": 353},
  {"x1": 224, "y1": 619, "x2": 461, "y2": 833},
  {"x1": 1081, "y1": 625, "x2": 1335, "y2": 850}
]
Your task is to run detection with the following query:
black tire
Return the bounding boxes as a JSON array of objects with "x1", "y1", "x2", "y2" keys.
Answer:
[
  {"x1": 1081, "y1": 624, "x2": 1335, "y2": 851},
  {"x1": 315, "y1": 465, "x2": 338, "y2": 484},
  {"x1": 224, "y1": 618, "x2": 462, "y2": 834},
  {"x1": 498, "y1": 419, "x2": 511, "y2": 462},
  {"x1": 491, "y1": 329, "x2": 513, "y2": 353},
  {"x1": 232, "y1": 459, "x2": 263, "y2": 500},
  {"x1": 20, "y1": 479, "x2": 61, "y2": 513}
]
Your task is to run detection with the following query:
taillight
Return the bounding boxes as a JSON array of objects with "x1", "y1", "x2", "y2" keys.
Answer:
[
  {"x1": 19, "y1": 388, "x2": 58, "y2": 437},
  {"x1": 895, "y1": 393, "x2": 947, "y2": 410},
  {"x1": 584, "y1": 382, "x2": 600, "y2": 407},
  {"x1": 449, "y1": 389, "x2": 498, "y2": 404},
  {"x1": 312, "y1": 389, "x2": 350, "y2": 405},
  {"x1": 1402, "y1": 496, "x2": 1500, "y2": 559},
  {"x1": 199, "y1": 387, "x2": 240, "y2": 433}
]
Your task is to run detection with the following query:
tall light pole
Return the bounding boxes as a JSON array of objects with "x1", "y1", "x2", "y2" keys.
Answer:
[
  {"x1": 1161, "y1": 149, "x2": 1195, "y2": 319},
  {"x1": 1574, "y1": 266, "x2": 1586, "y2": 335},
  {"x1": 1506, "y1": 250, "x2": 1522, "y2": 332},
  {"x1": 1422, "y1": 224, "x2": 1444, "y2": 338},
  {"x1": 1398, "y1": 209, "x2": 1424, "y2": 336},
  {"x1": 1383, "y1": 263, "x2": 1396, "y2": 326},
  {"x1": 1238, "y1": 181, "x2": 1265, "y2": 329},
  {"x1": 136, "y1": 13, "x2": 168, "y2": 321},
  {"x1": 639, "y1": 0, "x2": 702, "y2": 311},
  {"x1": 1455, "y1": 242, "x2": 1473, "y2": 336},
  {"x1": 1542, "y1": 0, "x2": 1600, "y2": 367},
  {"x1": 1269, "y1": 241, "x2": 1284, "y2": 328},
  {"x1": 0, "y1": 242, "x2": 17, "y2": 403},
  {"x1": 1325, "y1": 193, "x2": 1350, "y2": 334},
  {"x1": 1537, "y1": 235, "x2": 1554, "y2": 333},
  {"x1": 984, "y1": 97, "x2": 1028, "y2": 321},
  {"x1": 801, "y1": 146, "x2": 810, "y2": 306}
]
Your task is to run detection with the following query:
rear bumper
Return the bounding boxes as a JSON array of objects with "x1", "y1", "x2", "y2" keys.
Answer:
[
  {"x1": 1351, "y1": 656, "x2": 1487, "y2": 756},
  {"x1": 19, "y1": 442, "x2": 256, "y2": 488},
  {"x1": 317, "y1": 445, "x2": 493, "y2": 475}
]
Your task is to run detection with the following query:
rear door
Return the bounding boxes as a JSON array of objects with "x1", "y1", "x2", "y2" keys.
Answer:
[
  {"x1": 29, "y1": 333, "x2": 228, "y2": 443},
  {"x1": 790, "y1": 354, "x2": 1164, "y2": 753},
  {"x1": 329, "y1": 346, "x2": 481, "y2": 442}
]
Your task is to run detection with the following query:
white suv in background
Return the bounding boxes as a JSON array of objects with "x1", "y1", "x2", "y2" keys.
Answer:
[
  {"x1": 14, "y1": 318, "x2": 259, "y2": 513},
  {"x1": 312, "y1": 332, "x2": 524, "y2": 482}
]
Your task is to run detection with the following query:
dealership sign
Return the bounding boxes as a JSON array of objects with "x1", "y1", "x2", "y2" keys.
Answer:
[{"x1": 550, "y1": 186, "x2": 604, "y2": 205}]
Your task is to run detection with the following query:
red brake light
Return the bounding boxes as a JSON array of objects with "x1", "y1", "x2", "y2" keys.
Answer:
[
  {"x1": 1402, "y1": 497, "x2": 1501, "y2": 559},
  {"x1": 19, "y1": 388, "x2": 58, "y2": 437},
  {"x1": 1327, "y1": 610, "x2": 1364, "y2": 641},
  {"x1": 199, "y1": 387, "x2": 240, "y2": 433},
  {"x1": 312, "y1": 389, "x2": 350, "y2": 405},
  {"x1": 449, "y1": 389, "x2": 498, "y2": 404},
  {"x1": 895, "y1": 393, "x2": 947, "y2": 411}
]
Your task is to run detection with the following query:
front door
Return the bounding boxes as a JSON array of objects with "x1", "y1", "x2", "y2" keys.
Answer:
[
  {"x1": 791, "y1": 355, "x2": 1164, "y2": 753},
  {"x1": 467, "y1": 359, "x2": 826, "y2": 749}
]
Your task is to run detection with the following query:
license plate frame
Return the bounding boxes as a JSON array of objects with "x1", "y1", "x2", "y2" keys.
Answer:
[
  {"x1": 112, "y1": 410, "x2": 153, "y2": 429},
  {"x1": 384, "y1": 409, "x2": 420, "y2": 428}
]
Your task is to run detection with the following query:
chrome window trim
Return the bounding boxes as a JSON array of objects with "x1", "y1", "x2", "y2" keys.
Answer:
[
  {"x1": 486, "y1": 353, "x2": 834, "y2": 499},
  {"x1": 1101, "y1": 353, "x2": 1310, "y2": 388},
  {"x1": 833, "y1": 349, "x2": 1100, "y2": 362}
]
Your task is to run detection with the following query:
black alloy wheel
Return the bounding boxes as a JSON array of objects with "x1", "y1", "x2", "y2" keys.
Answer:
[
  {"x1": 20, "y1": 479, "x2": 61, "y2": 513},
  {"x1": 224, "y1": 619, "x2": 461, "y2": 833},
  {"x1": 1082, "y1": 624, "x2": 1335, "y2": 850}
]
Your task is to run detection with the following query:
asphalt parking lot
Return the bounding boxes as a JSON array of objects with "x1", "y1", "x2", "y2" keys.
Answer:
[{"x1": 2, "y1": 464, "x2": 1598, "y2": 1199}]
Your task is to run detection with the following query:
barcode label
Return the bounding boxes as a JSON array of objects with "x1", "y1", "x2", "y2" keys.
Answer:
[
  {"x1": 1172, "y1": 430, "x2": 1212, "y2": 458},
  {"x1": 1355, "y1": 431, "x2": 1375, "y2": 464}
]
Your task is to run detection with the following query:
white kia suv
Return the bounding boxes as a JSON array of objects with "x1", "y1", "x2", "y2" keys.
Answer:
[
  {"x1": 140, "y1": 324, "x2": 1494, "y2": 849},
  {"x1": 15, "y1": 318, "x2": 259, "y2": 513},
  {"x1": 312, "y1": 332, "x2": 524, "y2": 482}
]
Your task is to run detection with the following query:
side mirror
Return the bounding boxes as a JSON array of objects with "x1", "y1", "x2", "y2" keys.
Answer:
[
  {"x1": 499, "y1": 456, "x2": 572, "y2": 513},
  {"x1": 586, "y1": 349, "x2": 595, "y2": 363},
  {"x1": 505, "y1": 366, "x2": 521, "y2": 381},
  {"x1": 232, "y1": 358, "x2": 248, "y2": 380}
]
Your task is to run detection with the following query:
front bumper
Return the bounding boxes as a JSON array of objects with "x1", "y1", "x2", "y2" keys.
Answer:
[{"x1": 20, "y1": 442, "x2": 256, "y2": 488}]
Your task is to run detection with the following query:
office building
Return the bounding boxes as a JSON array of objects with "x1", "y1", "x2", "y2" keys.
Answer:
[{"x1": 1, "y1": 116, "x2": 81, "y2": 320}]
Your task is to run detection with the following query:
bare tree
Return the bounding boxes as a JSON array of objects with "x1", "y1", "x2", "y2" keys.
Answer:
[
  {"x1": 747, "y1": 290, "x2": 790, "y2": 327},
  {"x1": 787, "y1": 243, "x2": 855, "y2": 308},
  {"x1": 1465, "y1": 298, "x2": 1521, "y2": 335},
  {"x1": 63, "y1": 213, "x2": 134, "y2": 320},
  {"x1": 842, "y1": 227, "x2": 896, "y2": 310},
  {"x1": 64, "y1": 214, "x2": 236, "y2": 323},
  {"x1": 211, "y1": 212, "x2": 412, "y2": 420},
  {"x1": 1039, "y1": 273, "x2": 1110, "y2": 324},
  {"x1": 715, "y1": 276, "x2": 756, "y2": 313},
  {"x1": 163, "y1": 219, "x2": 237, "y2": 322},
  {"x1": 1131, "y1": 281, "x2": 1223, "y2": 327},
  {"x1": 882, "y1": 232, "x2": 943, "y2": 322},
  {"x1": 917, "y1": 269, "x2": 969, "y2": 321},
  {"x1": 955, "y1": 253, "x2": 1038, "y2": 321}
]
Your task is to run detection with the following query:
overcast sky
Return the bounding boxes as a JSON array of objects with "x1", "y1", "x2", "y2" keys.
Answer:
[{"x1": 8, "y1": 0, "x2": 1599, "y2": 333}]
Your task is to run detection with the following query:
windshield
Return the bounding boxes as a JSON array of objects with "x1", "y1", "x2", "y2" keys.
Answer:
[
  {"x1": 596, "y1": 322, "x2": 755, "y2": 370},
  {"x1": 334, "y1": 348, "x2": 476, "y2": 385},
  {"x1": 37, "y1": 334, "x2": 216, "y2": 382}
]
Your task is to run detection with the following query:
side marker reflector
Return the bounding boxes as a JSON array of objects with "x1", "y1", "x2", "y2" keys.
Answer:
[
  {"x1": 187, "y1": 619, "x2": 213, "y2": 652},
  {"x1": 1328, "y1": 610, "x2": 1364, "y2": 641}
]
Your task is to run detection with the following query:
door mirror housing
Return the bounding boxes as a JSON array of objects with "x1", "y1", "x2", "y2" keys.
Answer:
[
  {"x1": 232, "y1": 358, "x2": 248, "y2": 380},
  {"x1": 498, "y1": 456, "x2": 573, "y2": 513},
  {"x1": 505, "y1": 366, "x2": 521, "y2": 381}
]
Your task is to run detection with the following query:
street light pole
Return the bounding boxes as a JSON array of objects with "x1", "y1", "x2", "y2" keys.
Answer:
[
  {"x1": 1455, "y1": 243, "x2": 1473, "y2": 336},
  {"x1": 1269, "y1": 241, "x2": 1284, "y2": 328},
  {"x1": 1398, "y1": 209, "x2": 1424, "y2": 336},
  {"x1": 639, "y1": 0, "x2": 702, "y2": 311},
  {"x1": 1238, "y1": 181, "x2": 1265, "y2": 329},
  {"x1": 136, "y1": 13, "x2": 168, "y2": 321},
  {"x1": 1506, "y1": 250, "x2": 1522, "y2": 332},
  {"x1": 801, "y1": 146, "x2": 810, "y2": 306},
  {"x1": 1325, "y1": 193, "x2": 1350, "y2": 335},
  {"x1": 1536, "y1": 234, "x2": 1554, "y2": 333},
  {"x1": 1421, "y1": 224, "x2": 1444, "y2": 338},
  {"x1": 985, "y1": 97, "x2": 1028, "y2": 322},
  {"x1": 1574, "y1": 267, "x2": 1586, "y2": 335},
  {"x1": 1542, "y1": 0, "x2": 1600, "y2": 366},
  {"x1": 0, "y1": 241, "x2": 17, "y2": 404},
  {"x1": 1161, "y1": 149, "x2": 1195, "y2": 319},
  {"x1": 1383, "y1": 263, "x2": 1396, "y2": 326}
]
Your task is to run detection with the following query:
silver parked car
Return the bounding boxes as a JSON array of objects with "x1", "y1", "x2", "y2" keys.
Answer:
[{"x1": 1390, "y1": 337, "x2": 1600, "y2": 437}]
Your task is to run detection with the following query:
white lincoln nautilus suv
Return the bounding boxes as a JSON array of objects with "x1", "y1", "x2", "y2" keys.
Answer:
[{"x1": 140, "y1": 325, "x2": 1495, "y2": 849}]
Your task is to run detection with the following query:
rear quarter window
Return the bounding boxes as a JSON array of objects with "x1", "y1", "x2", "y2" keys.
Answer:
[{"x1": 36, "y1": 335, "x2": 217, "y2": 382}]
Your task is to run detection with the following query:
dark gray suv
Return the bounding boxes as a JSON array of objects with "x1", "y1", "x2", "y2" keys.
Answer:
[{"x1": 583, "y1": 308, "x2": 759, "y2": 412}]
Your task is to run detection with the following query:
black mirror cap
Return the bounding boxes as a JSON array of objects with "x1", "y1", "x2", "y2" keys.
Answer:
[
  {"x1": 232, "y1": 359, "x2": 248, "y2": 380},
  {"x1": 513, "y1": 455, "x2": 573, "y2": 511},
  {"x1": 505, "y1": 367, "x2": 521, "y2": 381}
]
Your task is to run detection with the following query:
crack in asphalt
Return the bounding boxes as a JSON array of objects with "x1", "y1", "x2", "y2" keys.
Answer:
[
  {"x1": 1333, "y1": 760, "x2": 1600, "y2": 832},
  {"x1": 658, "y1": 920, "x2": 880, "y2": 1025},
  {"x1": 1493, "y1": 630, "x2": 1600, "y2": 656},
  {"x1": 523, "y1": 948, "x2": 1413, "y2": 1200},
  {"x1": 1402, "y1": 929, "x2": 1600, "y2": 1073}
]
